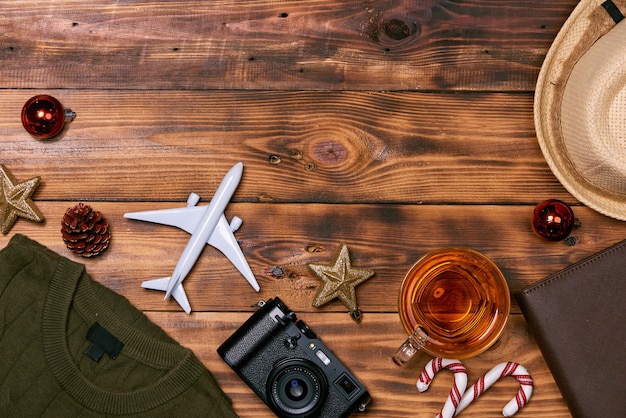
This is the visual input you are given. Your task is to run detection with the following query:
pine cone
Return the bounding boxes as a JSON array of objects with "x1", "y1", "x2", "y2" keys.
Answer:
[{"x1": 61, "y1": 203, "x2": 111, "y2": 257}]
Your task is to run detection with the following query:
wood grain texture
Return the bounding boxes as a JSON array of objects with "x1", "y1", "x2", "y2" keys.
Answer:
[
  {"x1": 2, "y1": 89, "x2": 568, "y2": 203},
  {"x1": 0, "y1": 202, "x2": 622, "y2": 315},
  {"x1": 146, "y1": 312, "x2": 569, "y2": 417},
  {"x1": 0, "y1": 0, "x2": 576, "y2": 91},
  {"x1": 2, "y1": 0, "x2": 622, "y2": 416}
]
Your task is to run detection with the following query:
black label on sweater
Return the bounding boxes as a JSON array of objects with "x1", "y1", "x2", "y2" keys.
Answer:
[{"x1": 85, "y1": 322, "x2": 124, "y2": 362}]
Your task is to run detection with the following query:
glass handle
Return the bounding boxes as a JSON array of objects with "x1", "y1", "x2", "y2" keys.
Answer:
[{"x1": 392, "y1": 326, "x2": 428, "y2": 366}]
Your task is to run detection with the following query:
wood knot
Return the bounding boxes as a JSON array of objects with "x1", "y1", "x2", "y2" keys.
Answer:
[
  {"x1": 367, "y1": 15, "x2": 419, "y2": 45},
  {"x1": 306, "y1": 245, "x2": 326, "y2": 253},
  {"x1": 290, "y1": 149, "x2": 303, "y2": 160},
  {"x1": 270, "y1": 266, "x2": 286, "y2": 278},
  {"x1": 312, "y1": 140, "x2": 348, "y2": 164},
  {"x1": 268, "y1": 154, "x2": 282, "y2": 164},
  {"x1": 382, "y1": 18, "x2": 413, "y2": 40}
]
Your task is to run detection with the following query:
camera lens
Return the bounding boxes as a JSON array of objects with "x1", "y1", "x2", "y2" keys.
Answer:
[
  {"x1": 287, "y1": 378, "x2": 306, "y2": 400},
  {"x1": 267, "y1": 359, "x2": 327, "y2": 417}
]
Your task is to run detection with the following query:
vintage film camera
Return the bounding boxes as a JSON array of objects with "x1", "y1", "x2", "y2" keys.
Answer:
[{"x1": 218, "y1": 297, "x2": 370, "y2": 418}]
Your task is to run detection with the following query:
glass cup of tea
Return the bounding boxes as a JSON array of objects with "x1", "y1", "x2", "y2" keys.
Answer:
[{"x1": 392, "y1": 248, "x2": 510, "y2": 366}]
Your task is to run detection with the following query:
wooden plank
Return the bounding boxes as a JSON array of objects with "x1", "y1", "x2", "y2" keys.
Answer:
[
  {"x1": 1, "y1": 89, "x2": 572, "y2": 203},
  {"x1": 0, "y1": 0, "x2": 577, "y2": 91},
  {"x1": 147, "y1": 311, "x2": 570, "y2": 417},
  {"x1": 2, "y1": 1, "x2": 614, "y2": 416},
  {"x1": 2, "y1": 202, "x2": 623, "y2": 314}
]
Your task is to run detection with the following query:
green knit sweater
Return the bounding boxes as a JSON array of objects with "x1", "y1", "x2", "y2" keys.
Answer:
[{"x1": 0, "y1": 234, "x2": 238, "y2": 417}]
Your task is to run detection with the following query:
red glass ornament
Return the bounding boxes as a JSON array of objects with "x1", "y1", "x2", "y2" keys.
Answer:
[
  {"x1": 531, "y1": 199, "x2": 575, "y2": 241},
  {"x1": 21, "y1": 95, "x2": 75, "y2": 139}
]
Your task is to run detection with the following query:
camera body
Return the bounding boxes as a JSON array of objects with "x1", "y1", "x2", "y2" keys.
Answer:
[{"x1": 218, "y1": 297, "x2": 370, "y2": 418}]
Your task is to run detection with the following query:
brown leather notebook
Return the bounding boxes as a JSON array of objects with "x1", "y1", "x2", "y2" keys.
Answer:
[{"x1": 515, "y1": 240, "x2": 626, "y2": 418}]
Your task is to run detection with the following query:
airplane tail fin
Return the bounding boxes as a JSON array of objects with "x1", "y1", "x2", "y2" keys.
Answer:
[{"x1": 141, "y1": 277, "x2": 192, "y2": 314}]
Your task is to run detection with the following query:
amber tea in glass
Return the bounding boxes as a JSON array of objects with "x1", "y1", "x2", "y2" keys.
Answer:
[{"x1": 393, "y1": 248, "x2": 510, "y2": 365}]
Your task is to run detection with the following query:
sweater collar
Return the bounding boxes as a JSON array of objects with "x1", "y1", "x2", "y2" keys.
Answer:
[{"x1": 40, "y1": 244, "x2": 206, "y2": 414}]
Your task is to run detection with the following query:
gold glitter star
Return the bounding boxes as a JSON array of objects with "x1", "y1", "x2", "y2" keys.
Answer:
[
  {"x1": 0, "y1": 164, "x2": 44, "y2": 234},
  {"x1": 308, "y1": 244, "x2": 375, "y2": 323}
]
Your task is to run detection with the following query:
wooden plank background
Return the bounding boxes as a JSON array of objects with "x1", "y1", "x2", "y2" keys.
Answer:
[{"x1": 2, "y1": 1, "x2": 623, "y2": 416}]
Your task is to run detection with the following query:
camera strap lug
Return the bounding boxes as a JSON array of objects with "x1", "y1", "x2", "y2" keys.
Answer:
[{"x1": 251, "y1": 300, "x2": 266, "y2": 308}]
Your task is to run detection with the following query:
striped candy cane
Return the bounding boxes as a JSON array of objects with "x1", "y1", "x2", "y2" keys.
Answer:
[
  {"x1": 455, "y1": 361, "x2": 533, "y2": 417},
  {"x1": 416, "y1": 358, "x2": 468, "y2": 418}
]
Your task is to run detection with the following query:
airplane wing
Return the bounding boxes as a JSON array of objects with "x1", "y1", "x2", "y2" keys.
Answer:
[
  {"x1": 125, "y1": 206, "x2": 260, "y2": 292},
  {"x1": 124, "y1": 206, "x2": 205, "y2": 235},
  {"x1": 208, "y1": 215, "x2": 260, "y2": 292},
  {"x1": 141, "y1": 277, "x2": 191, "y2": 314}
]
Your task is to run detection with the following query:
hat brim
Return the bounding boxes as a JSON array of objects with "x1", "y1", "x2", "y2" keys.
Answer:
[{"x1": 534, "y1": 0, "x2": 626, "y2": 220}]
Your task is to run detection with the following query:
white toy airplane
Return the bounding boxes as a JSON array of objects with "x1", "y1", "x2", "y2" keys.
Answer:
[{"x1": 124, "y1": 162, "x2": 260, "y2": 313}]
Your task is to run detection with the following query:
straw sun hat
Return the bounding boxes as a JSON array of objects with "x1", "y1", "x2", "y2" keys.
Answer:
[{"x1": 534, "y1": 0, "x2": 626, "y2": 220}]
